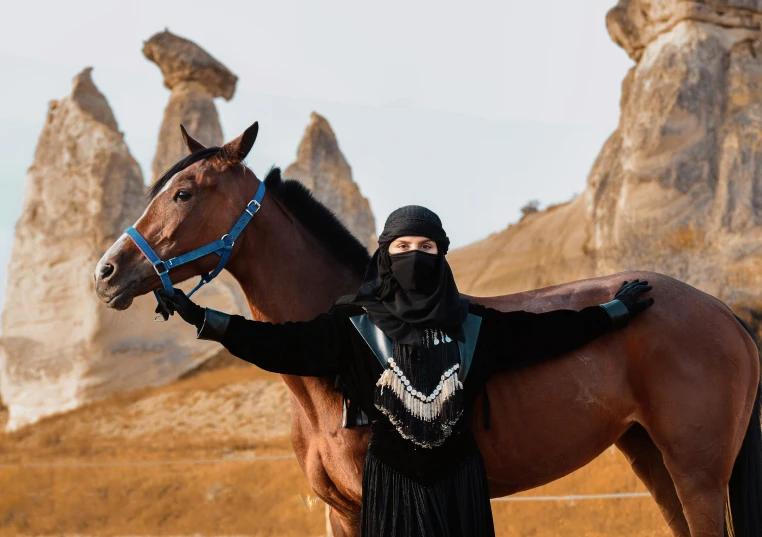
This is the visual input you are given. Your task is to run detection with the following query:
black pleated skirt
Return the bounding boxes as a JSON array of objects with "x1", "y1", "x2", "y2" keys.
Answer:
[{"x1": 359, "y1": 441, "x2": 496, "y2": 537}]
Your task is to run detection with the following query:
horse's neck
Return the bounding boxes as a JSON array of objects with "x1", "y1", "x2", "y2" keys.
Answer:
[
  {"x1": 227, "y1": 197, "x2": 361, "y2": 321},
  {"x1": 226, "y1": 197, "x2": 362, "y2": 393}
]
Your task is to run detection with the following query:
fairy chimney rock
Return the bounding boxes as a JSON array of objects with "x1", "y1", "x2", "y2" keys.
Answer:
[
  {"x1": 144, "y1": 30, "x2": 237, "y2": 180},
  {"x1": 606, "y1": 0, "x2": 762, "y2": 61},
  {"x1": 0, "y1": 69, "x2": 247, "y2": 431},
  {"x1": 142, "y1": 30, "x2": 237, "y2": 99},
  {"x1": 284, "y1": 112, "x2": 377, "y2": 251},
  {"x1": 70, "y1": 67, "x2": 119, "y2": 132}
]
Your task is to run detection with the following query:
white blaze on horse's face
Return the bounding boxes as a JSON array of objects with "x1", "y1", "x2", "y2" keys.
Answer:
[
  {"x1": 93, "y1": 168, "x2": 198, "y2": 310},
  {"x1": 94, "y1": 232, "x2": 141, "y2": 309},
  {"x1": 94, "y1": 160, "x2": 255, "y2": 311},
  {"x1": 157, "y1": 172, "x2": 181, "y2": 196},
  {"x1": 96, "y1": 168, "x2": 166, "y2": 260},
  {"x1": 93, "y1": 187, "x2": 159, "y2": 291},
  {"x1": 94, "y1": 233, "x2": 127, "y2": 282}
]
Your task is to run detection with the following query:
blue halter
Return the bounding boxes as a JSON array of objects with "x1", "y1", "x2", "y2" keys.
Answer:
[{"x1": 124, "y1": 181, "x2": 266, "y2": 320}]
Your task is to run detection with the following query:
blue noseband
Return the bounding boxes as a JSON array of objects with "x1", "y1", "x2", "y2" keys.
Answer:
[{"x1": 124, "y1": 180, "x2": 266, "y2": 319}]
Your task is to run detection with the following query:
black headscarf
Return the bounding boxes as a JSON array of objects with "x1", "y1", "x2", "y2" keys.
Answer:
[{"x1": 353, "y1": 205, "x2": 468, "y2": 346}]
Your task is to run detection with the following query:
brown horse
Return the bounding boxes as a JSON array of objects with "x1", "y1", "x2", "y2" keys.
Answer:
[{"x1": 94, "y1": 123, "x2": 762, "y2": 537}]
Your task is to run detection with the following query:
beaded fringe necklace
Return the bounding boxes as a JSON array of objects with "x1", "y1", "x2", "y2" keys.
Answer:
[{"x1": 374, "y1": 328, "x2": 464, "y2": 448}]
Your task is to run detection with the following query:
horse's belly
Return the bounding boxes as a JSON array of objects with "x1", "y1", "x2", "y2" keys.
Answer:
[{"x1": 472, "y1": 340, "x2": 633, "y2": 497}]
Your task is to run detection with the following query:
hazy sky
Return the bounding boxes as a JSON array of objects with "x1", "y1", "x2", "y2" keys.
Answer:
[{"x1": 0, "y1": 0, "x2": 633, "y2": 310}]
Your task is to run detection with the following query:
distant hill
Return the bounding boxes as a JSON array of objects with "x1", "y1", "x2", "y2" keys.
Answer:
[{"x1": 450, "y1": 196, "x2": 594, "y2": 297}]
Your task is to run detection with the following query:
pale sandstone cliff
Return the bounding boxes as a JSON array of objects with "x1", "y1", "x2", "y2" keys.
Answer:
[
  {"x1": 451, "y1": 0, "x2": 762, "y2": 323},
  {"x1": 0, "y1": 69, "x2": 247, "y2": 431},
  {"x1": 285, "y1": 112, "x2": 376, "y2": 250}
]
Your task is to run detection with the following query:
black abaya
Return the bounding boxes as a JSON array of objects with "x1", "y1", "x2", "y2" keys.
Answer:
[{"x1": 205, "y1": 300, "x2": 613, "y2": 537}]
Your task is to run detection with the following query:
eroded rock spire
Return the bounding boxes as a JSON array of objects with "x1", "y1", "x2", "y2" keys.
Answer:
[
  {"x1": 284, "y1": 112, "x2": 377, "y2": 251},
  {"x1": 0, "y1": 68, "x2": 247, "y2": 431},
  {"x1": 143, "y1": 30, "x2": 237, "y2": 180}
]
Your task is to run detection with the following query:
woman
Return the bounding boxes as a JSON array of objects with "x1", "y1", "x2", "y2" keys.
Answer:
[{"x1": 156, "y1": 205, "x2": 654, "y2": 537}]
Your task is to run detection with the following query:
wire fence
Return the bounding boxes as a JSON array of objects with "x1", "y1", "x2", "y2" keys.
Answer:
[
  {"x1": 491, "y1": 492, "x2": 651, "y2": 502},
  {"x1": 1, "y1": 454, "x2": 654, "y2": 537},
  {"x1": 0, "y1": 454, "x2": 296, "y2": 469},
  {"x1": 0, "y1": 454, "x2": 653, "y2": 503}
]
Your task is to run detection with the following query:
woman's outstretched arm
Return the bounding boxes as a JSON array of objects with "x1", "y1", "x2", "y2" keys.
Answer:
[
  {"x1": 475, "y1": 279, "x2": 654, "y2": 374},
  {"x1": 156, "y1": 289, "x2": 342, "y2": 377},
  {"x1": 476, "y1": 304, "x2": 613, "y2": 373},
  {"x1": 210, "y1": 311, "x2": 341, "y2": 376}
]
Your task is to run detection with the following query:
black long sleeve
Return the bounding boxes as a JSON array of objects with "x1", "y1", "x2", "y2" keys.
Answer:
[
  {"x1": 472, "y1": 303, "x2": 613, "y2": 376},
  {"x1": 219, "y1": 313, "x2": 342, "y2": 376}
]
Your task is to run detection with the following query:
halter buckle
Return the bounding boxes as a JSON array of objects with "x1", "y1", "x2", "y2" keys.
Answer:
[{"x1": 245, "y1": 199, "x2": 261, "y2": 217}]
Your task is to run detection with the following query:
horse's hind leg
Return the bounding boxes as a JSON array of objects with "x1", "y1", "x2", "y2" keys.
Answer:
[
  {"x1": 665, "y1": 472, "x2": 728, "y2": 537},
  {"x1": 641, "y1": 385, "x2": 750, "y2": 537},
  {"x1": 656, "y1": 427, "x2": 732, "y2": 537},
  {"x1": 637, "y1": 414, "x2": 736, "y2": 537},
  {"x1": 638, "y1": 345, "x2": 757, "y2": 536},
  {"x1": 616, "y1": 424, "x2": 690, "y2": 537}
]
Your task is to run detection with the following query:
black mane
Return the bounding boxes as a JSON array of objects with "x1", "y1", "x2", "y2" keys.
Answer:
[
  {"x1": 264, "y1": 167, "x2": 371, "y2": 275},
  {"x1": 146, "y1": 147, "x2": 221, "y2": 202}
]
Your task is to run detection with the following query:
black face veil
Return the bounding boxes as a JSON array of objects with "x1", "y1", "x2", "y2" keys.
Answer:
[{"x1": 352, "y1": 205, "x2": 468, "y2": 346}]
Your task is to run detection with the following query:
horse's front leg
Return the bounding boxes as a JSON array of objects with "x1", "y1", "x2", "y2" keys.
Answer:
[
  {"x1": 301, "y1": 447, "x2": 362, "y2": 537},
  {"x1": 294, "y1": 439, "x2": 362, "y2": 536},
  {"x1": 286, "y1": 382, "x2": 366, "y2": 537},
  {"x1": 328, "y1": 506, "x2": 361, "y2": 537},
  {"x1": 309, "y1": 435, "x2": 365, "y2": 537}
]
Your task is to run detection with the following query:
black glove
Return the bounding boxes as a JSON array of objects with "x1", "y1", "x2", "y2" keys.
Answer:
[
  {"x1": 614, "y1": 279, "x2": 654, "y2": 316},
  {"x1": 155, "y1": 288, "x2": 205, "y2": 329}
]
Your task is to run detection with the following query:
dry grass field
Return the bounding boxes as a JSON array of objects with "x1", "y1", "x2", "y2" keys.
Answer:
[{"x1": 0, "y1": 363, "x2": 671, "y2": 536}]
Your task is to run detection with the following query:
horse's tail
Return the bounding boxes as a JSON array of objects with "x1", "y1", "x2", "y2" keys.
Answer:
[{"x1": 726, "y1": 314, "x2": 762, "y2": 537}]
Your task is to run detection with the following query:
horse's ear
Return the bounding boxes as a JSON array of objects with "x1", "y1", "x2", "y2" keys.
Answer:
[
  {"x1": 219, "y1": 121, "x2": 259, "y2": 163},
  {"x1": 180, "y1": 124, "x2": 206, "y2": 154}
]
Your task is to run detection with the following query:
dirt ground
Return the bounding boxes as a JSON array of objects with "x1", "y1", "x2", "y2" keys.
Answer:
[{"x1": 0, "y1": 364, "x2": 671, "y2": 536}]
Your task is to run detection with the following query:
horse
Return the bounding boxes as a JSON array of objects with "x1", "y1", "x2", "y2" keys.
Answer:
[{"x1": 94, "y1": 122, "x2": 762, "y2": 537}]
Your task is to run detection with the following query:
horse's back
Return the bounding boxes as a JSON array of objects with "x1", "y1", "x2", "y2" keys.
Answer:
[{"x1": 466, "y1": 270, "x2": 720, "y2": 314}]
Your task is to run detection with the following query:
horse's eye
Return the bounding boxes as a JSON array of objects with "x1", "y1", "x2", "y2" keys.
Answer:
[{"x1": 174, "y1": 190, "x2": 192, "y2": 202}]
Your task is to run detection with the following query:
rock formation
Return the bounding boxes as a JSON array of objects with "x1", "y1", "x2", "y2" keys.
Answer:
[
  {"x1": 143, "y1": 32, "x2": 375, "y2": 248},
  {"x1": 451, "y1": 0, "x2": 762, "y2": 324},
  {"x1": 143, "y1": 30, "x2": 237, "y2": 180},
  {"x1": 141, "y1": 28, "x2": 252, "y2": 372},
  {"x1": 0, "y1": 69, "x2": 247, "y2": 431},
  {"x1": 284, "y1": 112, "x2": 376, "y2": 250}
]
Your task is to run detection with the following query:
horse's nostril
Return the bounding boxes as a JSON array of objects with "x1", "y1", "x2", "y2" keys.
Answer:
[{"x1": 100, "y1": 263, "x2": 115, "y2": 280}]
